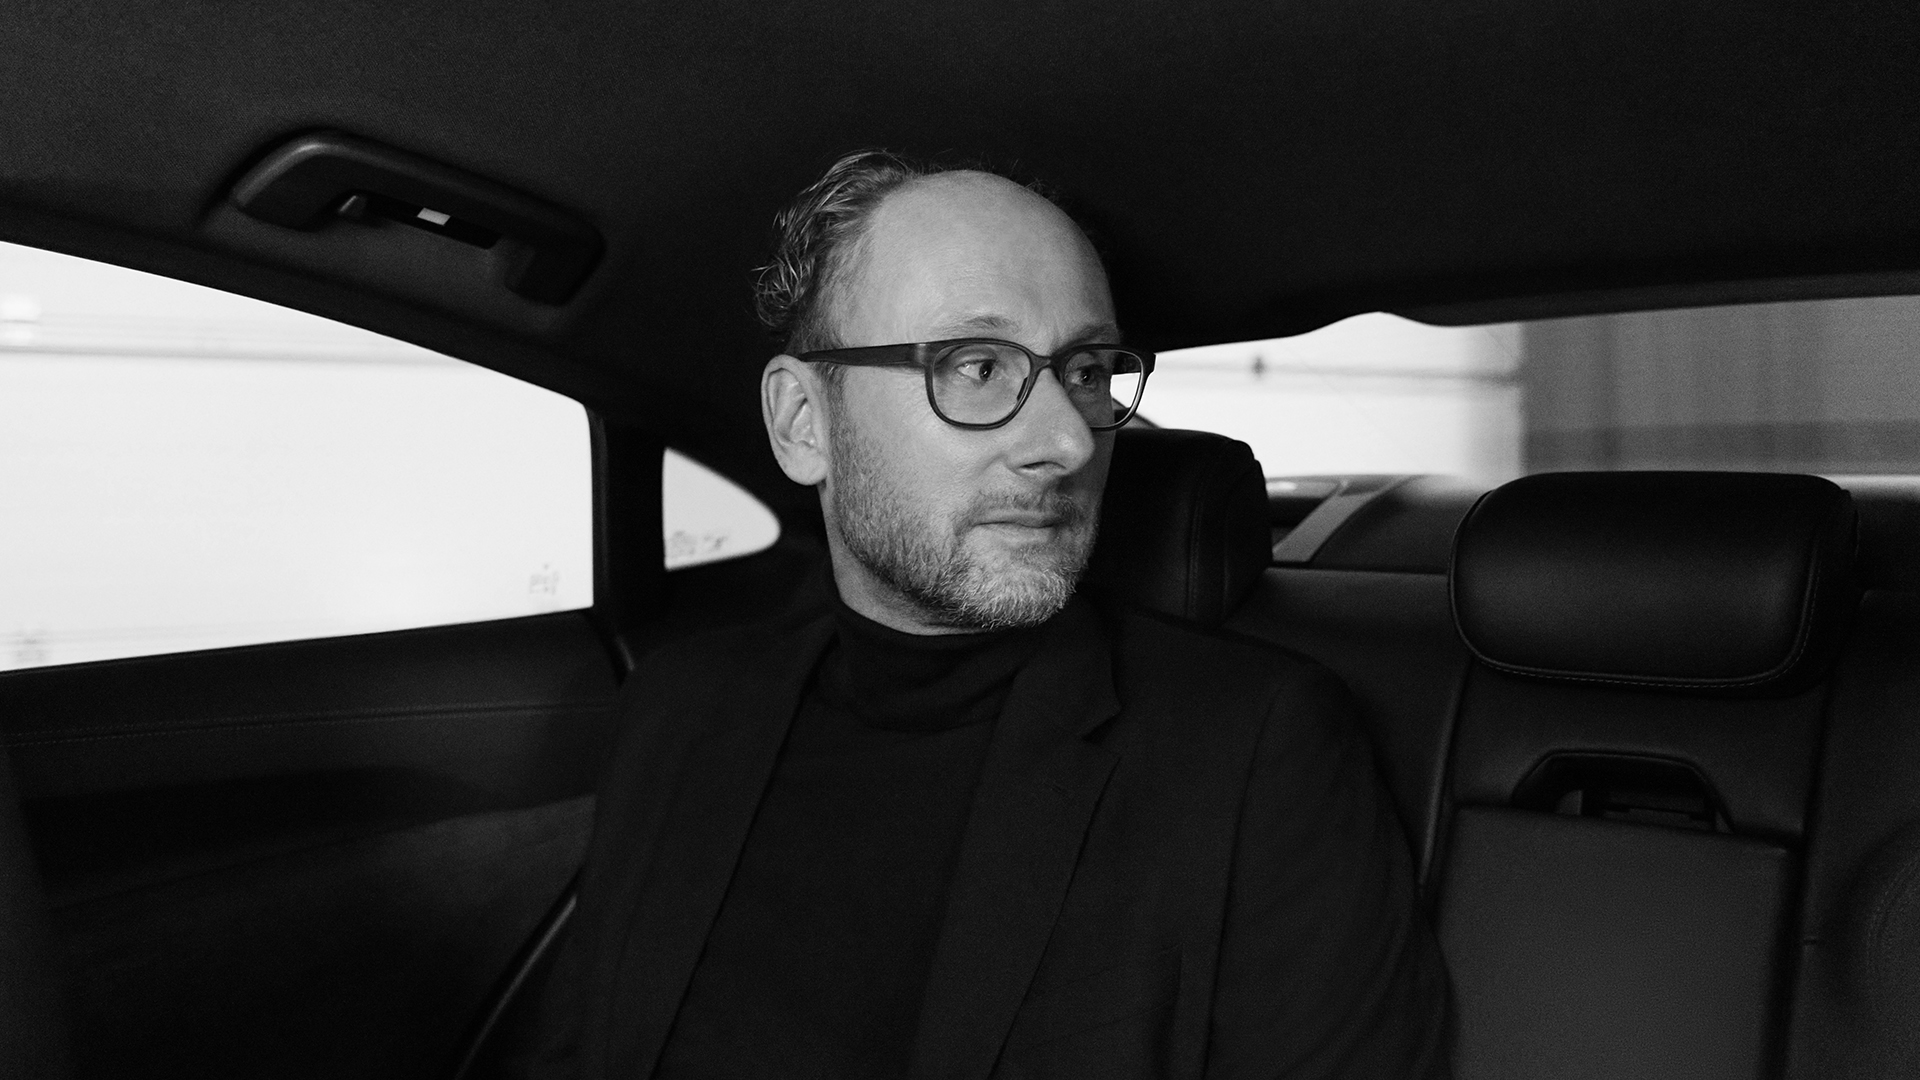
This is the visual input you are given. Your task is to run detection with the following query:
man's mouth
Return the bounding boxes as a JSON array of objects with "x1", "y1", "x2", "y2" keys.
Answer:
[
  {"x1": 962, "y1": 488, "x2": 1095, "y2": 549},
  {"x1": 977, "y1": 509, "x2": 1069, "y2": 529}
]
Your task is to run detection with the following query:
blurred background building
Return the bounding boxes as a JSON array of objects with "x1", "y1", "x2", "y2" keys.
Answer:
[
  {"x1": 1150, "y1": 295, "x2": 1920, "y2": 483},
  {"x1": 1521, "y1": 298, "x2": 1920, "y2": 473}
]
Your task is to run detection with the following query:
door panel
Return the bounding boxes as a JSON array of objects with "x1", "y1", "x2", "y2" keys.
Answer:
[
  {"x1": 58, "y1": 797, "x2": 592, "y2": 1079},
  {"x1": 0, "y1": 612, "x2": 619, "y2": 1078},
  {"x1": 6, "y1": 612, "x2": 617, "y2": 802}
]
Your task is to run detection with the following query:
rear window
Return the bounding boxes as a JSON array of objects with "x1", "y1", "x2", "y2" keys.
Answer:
[{"x1": 1145, "y1": 295, "x2": 1920, "y2": 481}]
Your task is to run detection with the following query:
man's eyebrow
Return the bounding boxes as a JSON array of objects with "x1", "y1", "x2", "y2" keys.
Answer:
[{"x1": 1066, "y1": 321, "x2": 1125, "y2": 346}]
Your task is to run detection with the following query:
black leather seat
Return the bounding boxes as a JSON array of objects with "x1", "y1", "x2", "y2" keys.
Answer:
[
  {"x1": 1818, "y1": 822, "x2": 1920, "y2": 1077},
  {"x1": 1436, "y1": 471, "x2": 1859, "y2": 1080},
  {"x1": 1081, "y1": 425, "x2": 1273, "y2": 626},
  {"x1": 1778, "y1": 477, "x2": 1920, "y2": 1079}
]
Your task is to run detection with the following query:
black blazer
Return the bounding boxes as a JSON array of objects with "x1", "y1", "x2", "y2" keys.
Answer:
[{"x1": 534, "y1": 595, "x2": 1448, "y2": 1080}]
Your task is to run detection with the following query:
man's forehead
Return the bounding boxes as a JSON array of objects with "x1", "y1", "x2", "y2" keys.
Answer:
[
  {"x1": 928, "y1": 310, "x2": 1124, "y2": 345},
  {"x1": 838, "y1": 173, "x2": 1115, "y2": 346},
  {"x1": 864, "y1": 173, "x2": 1075, "y2": 256}
]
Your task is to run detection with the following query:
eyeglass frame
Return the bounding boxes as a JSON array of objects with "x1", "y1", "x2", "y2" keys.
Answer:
[{"x1": 794, "y1": 337, "x2": 1156, "y2": 431}]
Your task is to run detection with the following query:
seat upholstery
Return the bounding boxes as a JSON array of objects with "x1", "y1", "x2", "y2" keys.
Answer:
[
  {"x1": 1452, "y1": 470, "x2": 1858, "y2": 693},
  {"x1": 1782, "y1": 478, "x2": 1920, "y2": 1080},
  {"x1": 1436, "y1": 471, "x2": 1860, "y2": 1080},
  {"x1": 1226, "y1": 476, "x2": 1487, "y2": 881},
  {"x1": 1443, "y1": 808, "x2": 1792, "y2": 1079},
  {"x1": 1823, "y1": 822, "x2": 1920, "y2": 1078},
  {"x1": 1080, "y1": 425, "x2": 1271, "y2": 627}
]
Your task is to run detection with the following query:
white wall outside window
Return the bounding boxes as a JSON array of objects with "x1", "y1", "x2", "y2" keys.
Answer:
[
  {"x1": 663, "y1": 449, "x2": 781, "y2": 571},
  {"x1": 1142, "y1": 313, "x2": 1524, "y2": 485},
  {"x1": 1, "y1": 241, "x2": 593, "y2": 671}
]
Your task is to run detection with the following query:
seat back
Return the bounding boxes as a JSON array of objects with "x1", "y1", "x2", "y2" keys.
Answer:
[
  {"x1": 1226, "y1": 474, "x2": 1487, "y2": 880},
  {"x1": 1081, "y1": 425, "x2": 1272, "y2": 626},
  {"x1": 1436, "y1": 471, "x2": 1858, "y2": 1080},
  {"x1": 1781, "y1": 477, "x2": 1920, "y2": 1079}
]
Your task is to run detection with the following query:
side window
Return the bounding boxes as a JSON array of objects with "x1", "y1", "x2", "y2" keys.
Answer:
[
  {"x1": 1, "y1": 241, "x2": 592, "y2": 671},
  {"x1": 663, "y1": 450, "x2": 781, "y2": 570}
]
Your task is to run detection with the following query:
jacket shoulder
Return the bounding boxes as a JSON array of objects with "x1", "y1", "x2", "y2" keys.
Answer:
[
  {"x1": 627, "y1": 601, "x2": 831, "y2": 687},
  {"x1": 1102, "y1": 605, "x2": 1349, "y2": 706}
]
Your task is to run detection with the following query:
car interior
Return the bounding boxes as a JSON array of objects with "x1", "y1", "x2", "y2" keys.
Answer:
[{"x1": 5, "y1": 2, "x2": 1920, "y2": 1078}]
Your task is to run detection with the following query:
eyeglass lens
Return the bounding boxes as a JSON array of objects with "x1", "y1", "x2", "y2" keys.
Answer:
[{"x1": 930, "y1": 343, "x2": 1146, "y2": 427}]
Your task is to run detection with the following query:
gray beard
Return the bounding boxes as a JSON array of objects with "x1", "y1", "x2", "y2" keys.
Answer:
[{"x1": 827, "y1": 421, "x2": 1097, "y2": 632}]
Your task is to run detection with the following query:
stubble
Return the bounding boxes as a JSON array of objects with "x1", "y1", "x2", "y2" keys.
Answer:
[{"x1": 826, "y1": 415, "x2": 1098, "y2": 631}]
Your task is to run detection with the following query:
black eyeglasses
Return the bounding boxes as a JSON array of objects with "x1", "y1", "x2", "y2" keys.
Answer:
[{"x1": 797, "y1": 338, "x2": 1155, "y2": 431}]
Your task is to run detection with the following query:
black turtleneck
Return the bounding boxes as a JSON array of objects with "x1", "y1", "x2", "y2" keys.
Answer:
[{"x1": 654, "y1": 600, "x2": 1042, "y2": 1080}]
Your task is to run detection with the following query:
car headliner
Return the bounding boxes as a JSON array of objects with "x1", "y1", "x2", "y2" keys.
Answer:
[{"x1": 2, "y1": 0, "x2": 1918, "y2": 514}]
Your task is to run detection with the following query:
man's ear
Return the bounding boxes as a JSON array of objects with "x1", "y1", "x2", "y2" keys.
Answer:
[{"x1": 762, "y1": 354, "x2": 830, "y2": 486}]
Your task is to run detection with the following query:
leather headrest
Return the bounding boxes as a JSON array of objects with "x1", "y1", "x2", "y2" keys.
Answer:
[
  {"x1": 1452, "y1": 472, "x2": 1858, "y2": 694},
  {"x1": 1081, "y1": 427, "x2": 1271, "y2": 626}
]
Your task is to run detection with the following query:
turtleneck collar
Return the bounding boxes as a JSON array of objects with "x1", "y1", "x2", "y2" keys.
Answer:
[{"x1": 817, "y1": 596, "x2": 1044, "y2": 733}]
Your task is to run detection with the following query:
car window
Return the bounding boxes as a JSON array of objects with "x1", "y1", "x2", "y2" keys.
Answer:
[
  {"x1": 663, "y1": 449, "x2": 780, "y2": 570},
  {"x1": 0, "y1": 240, "x2": 591, "y2": 671},
  {"x1": 1146, "y1": 296, "x2": 1920, "y2": 481},
  {"x1": 1144, "y1": 313, "x2": 1523, "y2": 484}
]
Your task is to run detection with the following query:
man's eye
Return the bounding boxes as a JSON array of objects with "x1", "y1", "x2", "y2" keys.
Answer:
[
  {"x1": 1065, "y1": 357, "x2": 1113, "y2": 389},
  {"x1": 957, "y1": 357, "x2": 999, "y2": 382},
  {"x1": 945, "y1": 347, "x2": 1015, "y2": 384}
]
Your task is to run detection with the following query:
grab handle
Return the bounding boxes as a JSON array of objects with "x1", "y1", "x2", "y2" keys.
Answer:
[{"x1": 231, "y1": 131, "x2": 603, "y2": 304}]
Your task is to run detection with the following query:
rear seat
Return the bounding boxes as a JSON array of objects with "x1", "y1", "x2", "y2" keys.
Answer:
[
  {"x1": 1436, "y1": 472, "x2": 1855, "y2": 1080},
  {"x1": 1784, "y1": 476, "x2": 1920, "y2": 1079},
  {"x1": 1228, "y1": 464, "x2": 1912, "y2": 1079},
  {"x1": 1083, "y1": 431, "x2": 1920, "y2": 1076},
  {"x1": 1227, "y1": 476, "x2": 1484, "y2": 882}
]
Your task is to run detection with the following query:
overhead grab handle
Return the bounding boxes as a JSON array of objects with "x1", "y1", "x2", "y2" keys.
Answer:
[{"x1": 230, "y1": 131, "x2": 604, "y2": 304}]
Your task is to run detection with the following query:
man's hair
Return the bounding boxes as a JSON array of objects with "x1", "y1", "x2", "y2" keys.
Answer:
[
  {"x1": 754, "y1": 149, "x2": 934, "y2": 358},
  {"x1": 752, "y1": 148, "x2": 1071, "y2": 359}
]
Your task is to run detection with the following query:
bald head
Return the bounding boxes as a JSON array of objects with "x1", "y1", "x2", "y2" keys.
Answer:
[
  {"x1": 831, "y1": 171, "x2": 1116, "y2": 352},
  {"x1": 753, "y1": 150, "x2": 1112, "y2": 356}
]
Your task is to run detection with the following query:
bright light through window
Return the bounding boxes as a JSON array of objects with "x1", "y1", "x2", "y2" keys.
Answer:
[
  {"x1": 663, "y1": 450, "x2": 781, "y2": 570},
  {"x1": 0, "y1": 241, "x2": 592, "y2": 672},
  {"x1": 1142, "y1": 313, "x2": 1524, "y2": 485}
]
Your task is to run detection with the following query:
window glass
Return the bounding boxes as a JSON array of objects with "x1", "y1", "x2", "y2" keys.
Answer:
[
  {"x1": 1145, "y1": 295, "x2": 1920, "y2": 481},
  {"x1": 1145, "y1": 313, "x2": 1523, "y2": 484},
  {"x1": 0, "y1": 241, "x2": 591, "y2": 672},
  {"x1": 1520, "y1": 296, "x2": 1920, "y2": 473},
  {"x1": 663, "y1": 450, "x2": 781, "y2": 570}
]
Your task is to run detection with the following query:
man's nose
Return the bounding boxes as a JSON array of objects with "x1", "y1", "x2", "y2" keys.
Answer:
[{"x1": 1007, "y1": 369, "x2": 1097, "y2": 474}]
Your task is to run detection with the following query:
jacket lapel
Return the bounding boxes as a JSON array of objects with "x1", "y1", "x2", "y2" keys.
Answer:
[
  {"x1": 606, "y1": 608, "x2": 837, "y2": 1078},
  {"x1": 908, "y1": 598, "x2": 1123, "y2": 1080}
]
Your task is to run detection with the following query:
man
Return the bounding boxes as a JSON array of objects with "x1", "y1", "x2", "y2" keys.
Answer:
[{"x1": 533, "y1": 150, "x2": 1448, "y2": 1078}]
